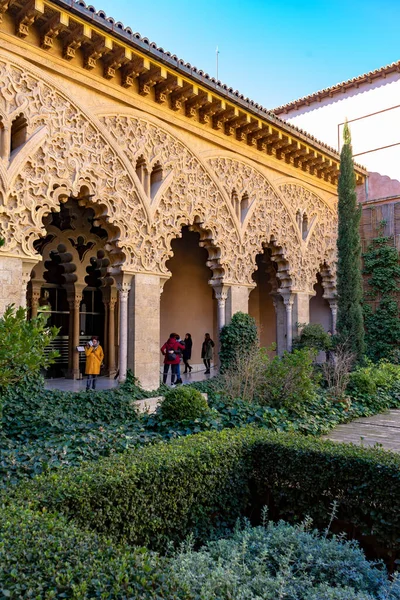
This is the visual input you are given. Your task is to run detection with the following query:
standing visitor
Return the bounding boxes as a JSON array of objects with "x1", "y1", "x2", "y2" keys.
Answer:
[
  {"x1": 174, "y1": 334, "x2": 184, "y2": 384},
  {"x1": 183, "y1": 333, "x2": 193, "y2": 374},
  {"x1": 201, "y1": 333, "x2": 214, "y2": 374},
  {"x1": 161, "y1": 333, "x2": 185, "y2": 386},
  {"x1": 84, "y1": 335, "x2": 104, "y2": 391}
]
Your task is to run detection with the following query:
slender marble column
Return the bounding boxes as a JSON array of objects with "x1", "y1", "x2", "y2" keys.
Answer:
[
  {"x1": 118, "y1": 283, "x2": 131, "y2": 383},
  {"x1": 328, "y1": 299, "x2": 338, "y2": 334},
  {"x1": 283, "y1": 294, "x2": 294, "y2": 352},
  {"x1": 108, "y1": 297, "x2": 117, "y2": 376},
  {"x1": 71, "y1": 296, "x2": 82, "y2": 379}
]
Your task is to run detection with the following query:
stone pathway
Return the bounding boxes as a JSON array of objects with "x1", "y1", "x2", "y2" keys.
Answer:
[
  {"x1": 44, "y1": 366, "x2": 215, "y2": 393},
  {"x1": 324, "y1": 409, "x2": 400, "y2": 453}
]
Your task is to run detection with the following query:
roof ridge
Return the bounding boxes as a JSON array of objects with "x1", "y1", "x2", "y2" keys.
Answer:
[
  {"x1": 272, "y1": 59, "x2": 400, "y2": 114},
  {"x1": 50, "y1": 0, "x2": 366, "y2": 170}
]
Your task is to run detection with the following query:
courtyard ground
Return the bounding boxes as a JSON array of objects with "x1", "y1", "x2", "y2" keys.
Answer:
[{"x1": 325, "y1": 409, "x2": 400, "y2": 453}]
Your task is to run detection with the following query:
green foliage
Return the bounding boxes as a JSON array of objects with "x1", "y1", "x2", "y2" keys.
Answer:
[
  {"x1": 293, "y1": 323, "x2": 332, "y2": 352},
  {"x1": 173, "y1": 520, "x2": 398, "y2": 600},
  {"x1": 363, "y1": 230, "x2": 400, "y2": 362},
  {"x1": 347, "y1": 361, "x2": 400, "y2": 396},
  {"x1": 0, "y1": 305, "x2": 58, "y2": 392},
  {"x1": 160, "y1": 386, "x2": 210, "y2": 422},
  {"x1": 258, "y1": 348, "x2": 318, "y2": 410},
  {"x1": 7, "y1": 426, "x2": 400, "y2": 557},
  {"x1": 0, "y1": 504, "x2": 185, "y2": 599},
  {"x1": 2, "y1": 502, "x2": 397, "y2": 600},
  {"x1": 336, "y1": 123, "x2": 365, "y2": 360},
  {"x1": 219, "y1": 311, "x2": 258, "y2": 372}
]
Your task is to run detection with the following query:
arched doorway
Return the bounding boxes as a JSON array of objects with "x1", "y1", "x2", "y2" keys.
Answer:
[
  {"x1": 249, "y1": 251, "x2": 277, "y2": 350},
  {"x1": 29, "y1": 197, "x2": 118, "y2": 379},
  {"x1": 160, "y1": 226, "x2": 218, "y2": 373},
  {"x1": 310, "y1": 272, "x2": 332, "y2": 332}
]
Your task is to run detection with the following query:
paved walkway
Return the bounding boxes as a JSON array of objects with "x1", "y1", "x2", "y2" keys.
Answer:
[
  {"x1": 44, "y1": 366, "x2": 216, "y2": 392},
  {"x1": 324, "y1": 409, "x2": 400, "y2": 453}
]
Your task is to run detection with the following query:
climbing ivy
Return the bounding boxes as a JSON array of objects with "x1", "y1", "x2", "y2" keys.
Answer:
[{"x1": 363, "y1": 223, "x2": 400, "y2": 362}]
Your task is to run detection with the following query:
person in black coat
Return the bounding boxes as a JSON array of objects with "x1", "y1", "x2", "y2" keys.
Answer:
[{"x1": 183, "y1": 333, "x2": 193, "y2": 374}]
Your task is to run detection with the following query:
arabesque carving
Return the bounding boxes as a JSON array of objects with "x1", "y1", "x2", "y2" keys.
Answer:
[{"x1": 0, "y1": 52, "x2": 337, "y2": 292}]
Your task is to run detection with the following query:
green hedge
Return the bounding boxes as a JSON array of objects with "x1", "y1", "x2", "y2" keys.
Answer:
[
  {"x1": 6, "y1": 427, "x2": 400, "y2": 555},
  {"x1": 0, "y1": 504, "x2": 184, "y2": 599}
]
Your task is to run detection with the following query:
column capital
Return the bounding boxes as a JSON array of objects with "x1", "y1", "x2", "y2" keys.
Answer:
[
  {"x1": 281, "y1": 292, "x2": 294, "y2": 308},
  {"x1": 211, "y1": 283, "x2": 229, "y2": 302}
]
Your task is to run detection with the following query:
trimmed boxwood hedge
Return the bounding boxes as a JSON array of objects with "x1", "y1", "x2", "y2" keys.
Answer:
[
  {"x1": 5, "y1": 427, "x2": 400, "y2": 556},
  {"x1": 0, "y1": 504, "x2": 185, "y2": 599}
]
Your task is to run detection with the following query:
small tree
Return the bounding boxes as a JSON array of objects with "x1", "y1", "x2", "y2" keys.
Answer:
[
  {"x1": 292, "y1": 323, "x2": 332, "y2": 353},
  {"x1": 219, "y1": 312, "x2": 258, "y2": 372},
  {"x1": 0, "y1": 305, "x2": 58, "y2": 392},
  {"x1": 363, "y1": 225, "x2": 400, "y2": 362},
  {"x1": 336, "y1": 123, "x2": 365, "y2": 360}
]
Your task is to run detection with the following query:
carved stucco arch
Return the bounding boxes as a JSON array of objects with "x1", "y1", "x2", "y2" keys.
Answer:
[
  {"x1": 100, "y1": 113, "x2": 242, "y2": 282},
  {"x1": 276, "y1": 180, "x2": 337, "y2": 292},
  {"x1": 0, "y1": 52, "x2": 337, "y2": 291},
  {"x1": 0, "y1": 52, "x2": 150, "y2": 269}
]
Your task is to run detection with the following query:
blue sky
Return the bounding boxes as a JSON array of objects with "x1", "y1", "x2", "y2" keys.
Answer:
[{"x1": 98, "y1": 0, "x2": 400, "y2": 108}]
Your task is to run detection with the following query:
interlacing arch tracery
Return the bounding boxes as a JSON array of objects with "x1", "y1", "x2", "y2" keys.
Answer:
[
  {"x1": 0, "y1": 55, "x2": 149, "y2": 268},
  {"x1": 277, "y1": 182, "x2": 337, "y2": 291},
  {"x1": 101, "y1": 114, "x2": 240, "y2": 282},
  {"x1": 0, "y1": 52, "x2": 337, "y2": 291}
]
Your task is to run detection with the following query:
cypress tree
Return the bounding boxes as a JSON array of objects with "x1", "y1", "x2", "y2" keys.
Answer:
[{"x1": 336, "y1": 123, "x2": 365, "y2": 360}]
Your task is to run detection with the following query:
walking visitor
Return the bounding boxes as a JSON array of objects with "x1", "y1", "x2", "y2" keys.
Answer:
[
  {"x1": 201, "y1": 333, "x2": 215, "y2": 374},
  {"x1": 183, "y1": 333, "x2": 193, "y2": 374},
  {"x1": 84, "y1": 335, "x2": 104, "y2": 391}
]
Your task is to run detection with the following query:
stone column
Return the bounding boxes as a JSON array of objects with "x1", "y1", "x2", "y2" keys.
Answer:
[
  {"x1": 282, "y1": 293, "x2": 294, "y2": 352},
  {"x1": 103, "y1": 301, "x2": 109, "y2": 368},
  {"x1": 272, "y1": 294, "x2": 286, "y2": 355},
  {"x1": 225, "y1": 284, "x2": 253, "y2": 323},
  {"x1": 293, "y1": 291, "x2": 312, "y2": 332},
  {"x1": 212, "y1": 284, "x2": 229, "y2": 331},
  {"x1": 117, "y1": 279, "x2": 131, "y2": 383},
  {"x1": 129, "y1": 273, "x2": 161, "y2": 390},
  {"x1": 71, "y1": 287, "x2": 84, "y2": 379},
  {"x1": 108, "y1": 296, "x2": 117, "y2": 377},
  {"x1": 328, "y1": 299, "x2": 338, "y2": 334},
  {"x1": 30, "y1": 282, "x2": 43, "y2": 319},
  {"x1": 21, "y1": 261, "x2": 35, "y2": 309}
]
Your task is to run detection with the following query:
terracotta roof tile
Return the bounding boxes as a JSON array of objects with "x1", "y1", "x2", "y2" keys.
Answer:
[
  {"x1": 273, "y1": 60, "x2": 400, "y2": 115},
  {"x1": 51, "y1": 0, "x2": 367, "y2": 171}
]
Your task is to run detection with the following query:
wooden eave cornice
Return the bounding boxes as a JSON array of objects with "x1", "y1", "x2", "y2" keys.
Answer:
[{"x1": 0, "y1": 0, "x2": 367, "y2": 185}]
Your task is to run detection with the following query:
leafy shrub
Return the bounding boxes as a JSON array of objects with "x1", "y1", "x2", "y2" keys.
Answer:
[
  {"x1": 219, "y1": 312, "x2": 258, "y2": 372},
  {"x1": 160, "y1": 386, "x2": 210, "y2": 422},
  {"x1": 293, "y1": 322, "x2": 332, "y2": 352},
  {"x1": 347, "y1": 360, "x2": 400, "y2": 397},
  {"x1": 0, "y1": 504, "x2": 185, "y2": 599},
  {"x1": 172, "y1": 520, "x2": 399, "y2": 600},
  {"x1": 7, "y1": 426, "x2": 400, "y2": 558},
  {"x1": 0, "y1": 305, "x2": 58, "y2": 393},
  {"x1": 260, "y1": 348, "x2": 318, "y2": 410}
]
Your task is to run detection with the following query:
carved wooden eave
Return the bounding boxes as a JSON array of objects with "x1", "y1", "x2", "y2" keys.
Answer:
[{"x1": 0, "y1": 0, "x2": 367, "y2": 185}]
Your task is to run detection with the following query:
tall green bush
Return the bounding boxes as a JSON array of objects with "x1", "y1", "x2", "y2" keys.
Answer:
[
  {"x1": 336, "y1": 123, "x2": 365, "y2": 360},
  {"x1": 219, "y1": 312, "x2": 258, "y2": 372},
  {"x1": 363, "y1": 227, "x2": 400, "y2": 362},
  {"x1": 0, "y1": 305, "x2": 58, "y2": 392},
  {"x1": 293, "y1": 323, "x2": 332, "y2": 353}
]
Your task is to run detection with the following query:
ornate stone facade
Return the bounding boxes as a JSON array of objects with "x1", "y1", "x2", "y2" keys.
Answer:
[{"x1": 0, "y1": 3, "x2": 362, "y2": 387}]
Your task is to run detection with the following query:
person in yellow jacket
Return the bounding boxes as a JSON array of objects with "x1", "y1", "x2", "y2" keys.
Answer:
[{"x1": 85, "y1": 336, "x2": 104, "y2": 391}]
